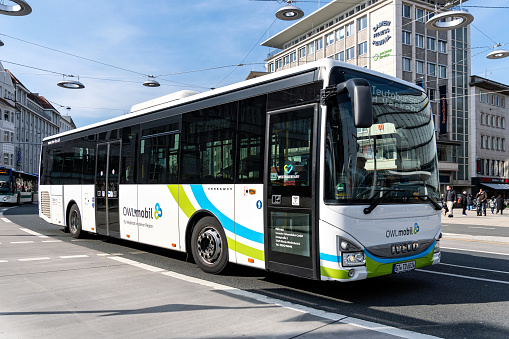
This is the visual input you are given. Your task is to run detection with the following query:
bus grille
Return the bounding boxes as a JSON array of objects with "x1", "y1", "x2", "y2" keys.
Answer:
[{"x1": 41, "y1": 191, "x2": 51, "y2": 219}]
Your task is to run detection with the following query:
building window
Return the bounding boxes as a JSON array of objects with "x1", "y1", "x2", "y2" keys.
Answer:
[
  {"x1": 346, "y1": 22, "x2": 355, "y2": 37},
  {"x1": 290, "y1": 51, "x2": 296, "y2": 63},
  {"x1": 501, "y1": 97, "x2": 505, "y2": 107},
  {"x1": 427, "y1": 63, "x2": 436, "y2": 77},
  {"x1": 497, "y1": 138, "x2": 500, "y2": 150},
  {"x1": 298, "y1": 47, "x2": 306, "y2": 59},
  {"x1": 502, "y1": 161, "x2": 505, "y2": 176},
  {"x1": 307, "y1": 42, "x2": 315, "y2": 55},
  {"x1": 276, "y1": 59, "x2": 282, "y2": 70},
  {"x1": 316, "y1": 38, "x2": 323, "y2": 51},
  {"x1": 416, "y1": 34, "x2": 424, "y2": 48},
  {"x1": 496, "y1": 96, "x2": 500, "y2": 106},
  {"x1": 438, "y1": 40, "x2": 447, "y2": 53},
  {"x1": 492, "y1": 137, "x2": 495, "y2": 150},
  {"x1": 358, "y1": 16, "x2": 367, "y2": 31},
  {"x1": 496, "y1": 116, "x2": 500, "y2": 128},
  {"x1": 416, "y1": 60, "x2": 424, "y2": 74},
  {"x1": 491, "y1": 115, "x2": 495, "y2": 126},
  {"x1": 480, "y1": 135, "x2": 484, "y2": 148},
  {"x1": 336, "y1": 51, "x2": 345, "y2": 62},
  {"x1": 346, "y1": 46, "x2": 355, "y2": 60},
  {"x1": 426, "y1": 37, "x2": 436, "y2": 51},
  {"x1": 283, "y1": 55, "x2": 290, "y2": 65},
  {"x1": 480, "y1": 113, "x2": 484, "y2": 125},
  {"x1": 438, "y1": 65, "x2": 447, "y2": 78},
  {"x1": 490, "y1": 94, "x2": 494, "y2": 105},
  {"x1": 426, "y1": 11, "x2": 435, "y2": 21},
  {"x1": 336, "y1": 27, "x2": 345, "y2": 41},
  {"x1": 486, "y1": 114, "x2": 490, "y2": 126},
  {"x1": 402, "y1": 4, "x2": 411, "y2": 18},
  {"x1": 402, "y1": 57, "x2": 411, "y2": 72},
  {"x1": 502, "y1": 117, "x2": 506, "y2": 129},
  {"x1": 326, "y1": 32, "x2": 335, "y2": 46},
  {"x1": 486, "y1": 160, "x2": 490, "y2": 175},
  {"x1": 402, "y1": 31, "x2": 411, "y2": 45},
  {"x1": 428, "y1": 88, "x2": 436, "y2": 101},
  {"x1": 358, "y1": 41, "x2": 367, "y2": 56},
  {"x1": 502, "y1": 139, "x2": 506, "y2": 151},
  {"x1": 416, "y1": 8, "x2": 425, "y2": 22},
  {"x1": 480, "y1": 91, "x2": 485, "y2": 102}
]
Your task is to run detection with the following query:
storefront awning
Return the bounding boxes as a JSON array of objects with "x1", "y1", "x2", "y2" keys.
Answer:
[{"x1": 481, "y1": 183, "x2": 509, "y2": 190}]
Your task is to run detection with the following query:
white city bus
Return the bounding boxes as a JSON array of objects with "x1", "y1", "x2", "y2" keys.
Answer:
[{"x1": 39, "y1": 59, "x2": 442, "y2": 281}]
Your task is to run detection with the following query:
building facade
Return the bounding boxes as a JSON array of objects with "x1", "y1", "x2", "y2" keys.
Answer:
[
  {"x1": 469, "y1": 75, "x2": 509, "y2": 197},
  {"x1": 262, "y1": 0, "x2": 470, "y2": 193},
  {"x1": 60, "y1": 115, "x2": 77, "y2": 133},
  {"x1": 6, "y1": 68, "x2": 65, "y2": 174},
  {"x1": 0, "y1": 62, "x2": 16, "y2": 168}
]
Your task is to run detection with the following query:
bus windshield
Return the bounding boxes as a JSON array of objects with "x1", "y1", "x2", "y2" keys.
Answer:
[
  {"x1": 325, "y1": 68, "x2": 440, "y2": 204},
  {"x1": 0, "y1": 174, "x2": 9, "y2": 193}
]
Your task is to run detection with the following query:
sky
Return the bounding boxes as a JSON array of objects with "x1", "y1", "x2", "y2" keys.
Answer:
[{"x1": 1, "y1": 0, "x2": 508, "y2": 128}]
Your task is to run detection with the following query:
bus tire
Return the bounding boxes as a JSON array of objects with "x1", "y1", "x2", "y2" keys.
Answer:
[
  {"x1": 191, "y1": 217, "x2": 228, "y2": 274},
  {"x1": 68, "y1": 204, "x2": 83, "y2": 239}
]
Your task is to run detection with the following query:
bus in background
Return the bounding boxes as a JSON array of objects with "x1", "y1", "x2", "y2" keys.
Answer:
[
  {"x1": 0, "y1": 167, "x2": 38, "y2": 204},
  {"x1": 39, "y1": 59, "x2": 442, "y2": 282}
]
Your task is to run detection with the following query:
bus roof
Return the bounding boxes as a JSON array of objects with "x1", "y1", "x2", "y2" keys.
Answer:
[{"x1": 42, "y1": 59, "x2": 424, "y2": 142}]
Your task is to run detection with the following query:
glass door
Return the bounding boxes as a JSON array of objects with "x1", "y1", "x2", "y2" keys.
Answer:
[
  {"x1": 95, "y1": 141, "x2": 121, "y2": 237},
  {"x1": 265, "y1": 104, "x2": 317, "y2": 278}
]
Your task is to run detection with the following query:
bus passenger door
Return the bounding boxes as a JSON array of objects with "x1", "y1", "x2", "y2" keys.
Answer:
[
  {"x1": 265, "y1": 104, "x2": 318, "y2": 279},
  {"x1": 95, "y1": 141, "x2": 121, "y2": 237}
]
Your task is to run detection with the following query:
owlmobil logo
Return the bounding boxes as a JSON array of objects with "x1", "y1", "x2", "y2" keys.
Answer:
[
  {"x1": 123, "y1": 203, "x2": 163, "y2": 220},
  {"x1": 386, "y1": 223, "x2": 420, "y2": 238}
]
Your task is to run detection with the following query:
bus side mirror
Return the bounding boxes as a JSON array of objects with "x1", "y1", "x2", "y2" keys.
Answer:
[{"x1": 336, "y1": 78, "x2": 373, "y2": 128}]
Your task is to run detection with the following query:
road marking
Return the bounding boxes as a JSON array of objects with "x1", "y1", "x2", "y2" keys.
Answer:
[
  {"x1": 442, "y1": 246, "x2": 509, "y2": 257},
  {"x1": 96, "y1": 253, "x2": 111, "y2": 256},
  {"x1": 0, "y1": 260, "x2": 7, "y2": 263},
  {"x1": 440, "y1": 263, "x2": 509, "y2": 275},
  {"x1": 10, "y1": 241, "x2": 35, "y2": 244},
  {"x1": 60, "y1": 255, "x2": 89, "y2": 259},
  {"x1": 42, "y1": 240, "x2": 62, "y2": 243},
  {"x1": 442, "y1": 233, "x2": 509, "y2": 244},
  {"x1": 468, "y1": 226, "x2": 495, "y2": 230},
  {"x1": 416, "y1": 269, "x2": 509, "y2": 285},
  {"x1": 1, "y1": 218, "x2": 12, "y2": 223},
  {"x1": 18, "y1": 257, "x2": 51, "y2": 262},
  {"x1": 110, "y1": 257, "x2": 439, "y2": 339},
  {"x1": 19, "y1": 227, "x2": 49, "y2": 238},
  {"x1": 109, "y1": 257, "x2": 166, "y2": 272}
]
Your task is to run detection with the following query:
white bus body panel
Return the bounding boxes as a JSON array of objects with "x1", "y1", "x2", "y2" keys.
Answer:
[
  {"x1": 234, "y1": 184, "x2": 265, "y2": 269},
  {"x1": 50, "y1": 185, "x2": 64, "y2": 226},
  {"x1": 81, "y1": 185, "x2": 95, "y2": 232},
  {"x1": 136, "y1": 185, "x2": 180, "y2": 249},
  {"x1": 119, "y1": 185, "x2": 139, "y2": 241}
]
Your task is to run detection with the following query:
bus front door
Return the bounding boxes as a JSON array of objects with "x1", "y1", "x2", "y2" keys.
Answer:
[
  {"x1": 95, "y1": 142, "x2": 121, "y2": 237},
  {"x1": 265, "y1": 104, "x2": 317, "y2": 279}
]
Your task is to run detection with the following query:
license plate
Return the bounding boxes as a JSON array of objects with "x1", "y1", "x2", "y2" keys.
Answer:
[{"x1": 393, "y1": 261, "x2": 416, "y2": 274}]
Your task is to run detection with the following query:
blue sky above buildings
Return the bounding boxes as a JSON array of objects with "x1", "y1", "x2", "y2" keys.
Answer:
[{"x1": 1, "y1": 0, "x2": 508, "y2": 128}]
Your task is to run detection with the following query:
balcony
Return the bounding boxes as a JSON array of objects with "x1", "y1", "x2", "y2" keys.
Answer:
[{"x1": 438, "y1": 161, "x2": 459, "y2": 172}]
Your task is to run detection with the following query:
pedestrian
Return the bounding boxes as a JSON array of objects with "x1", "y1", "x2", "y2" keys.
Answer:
[
  {"x1": 496, "y1": 194, "x2": 505, "y2": 215},
  {"x1": 445, "y1": 185, "x2": 456, "y2": 218},
  {"x1": 467, "y1": 193, "x2": 473, "y2": 211},
  {"x1": 461, "y1": 191, "x2": 468, "y2": 215},
  {"x1": 489, "y1": 196, "x2": 496, "y2": 214},
  {"x1": 475, "y1": 188, "x2": 488, "y2": 216}
]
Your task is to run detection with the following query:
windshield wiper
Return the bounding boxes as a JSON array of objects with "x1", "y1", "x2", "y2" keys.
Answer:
[
  {"x1": 363, "y1": 189, "x2": 409, "y2": 214},
  {"x1": 415, "y1": 195, "x2": 442, "y2": 210}
]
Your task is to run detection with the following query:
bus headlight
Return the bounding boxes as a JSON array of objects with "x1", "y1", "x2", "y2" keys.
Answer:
[
  {"x1": 342, "y1": 252, "x2": 366, "y2": 267},
  {"x1": 434, "y1": 240, "x2": 440, "y2": 253}
]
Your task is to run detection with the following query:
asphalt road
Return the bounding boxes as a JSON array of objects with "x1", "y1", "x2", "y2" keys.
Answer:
[{"x1": 2, "y1": 203, "x2": 509, "y2": 338}]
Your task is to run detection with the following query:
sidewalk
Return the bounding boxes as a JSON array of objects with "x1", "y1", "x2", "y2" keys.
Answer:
[{"x1": 441, "y1": 208, "x2": 509, "y2": 227}]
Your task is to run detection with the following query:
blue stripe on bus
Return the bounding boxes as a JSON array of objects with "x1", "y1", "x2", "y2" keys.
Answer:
[
  {"x1": 320, "y1": 252, "x2": 340, "y2": 263},
  {"x1": 363, "y1": 240, "x2": 436, "y2": 264},
  {"x1": 190, "y1": 185, "x2": 264, "y2": 244}
]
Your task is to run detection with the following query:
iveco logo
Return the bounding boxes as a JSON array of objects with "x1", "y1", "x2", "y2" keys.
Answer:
[{"x1": 391, "y1": 242, "x2": 419, "y2": 255}]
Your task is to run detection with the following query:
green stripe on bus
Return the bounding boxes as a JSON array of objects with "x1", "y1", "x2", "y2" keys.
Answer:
[
  {"x1": 320, "y1": 266, "x2": 350, "y2": 280},
  {"x1": 230, "y1": 238, "x2": 265, "y2": 262},
  {"x1": 168, "y1": 185, "x2": 196, "y2": 218}
]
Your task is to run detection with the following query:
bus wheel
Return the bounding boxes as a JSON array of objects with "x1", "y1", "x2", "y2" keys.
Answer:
[
  {"x1": 191, "y1": 217, "x2": 228, "y2": 274},
  {"x1": 68, "y1": 204, "x2": 83, "y2": 239}
]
